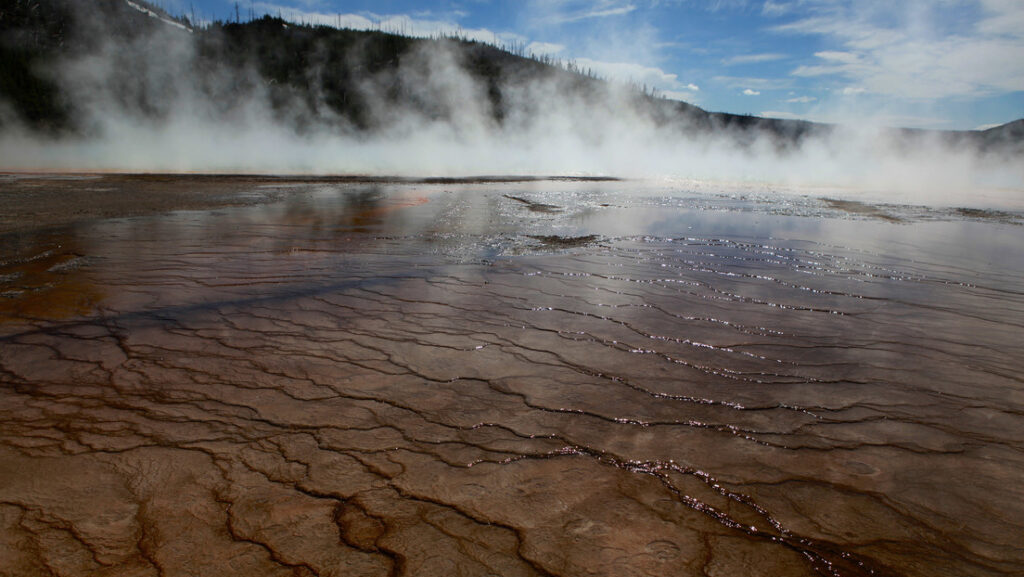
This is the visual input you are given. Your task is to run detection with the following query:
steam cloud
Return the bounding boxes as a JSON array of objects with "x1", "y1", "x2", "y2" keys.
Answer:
[{"x1": 1, "y1": 4, "x2": 1021, "y2": 209}]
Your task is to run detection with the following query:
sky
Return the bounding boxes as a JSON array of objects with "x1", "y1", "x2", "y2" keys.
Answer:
[{"x1": 155, "y1": 0, "x2": 1022, "y2": 130}]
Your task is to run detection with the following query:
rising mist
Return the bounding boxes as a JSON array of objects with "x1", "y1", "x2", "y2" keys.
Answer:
[{"x1": 1, "y1": 0, "x2": 1021, "y2": 208}]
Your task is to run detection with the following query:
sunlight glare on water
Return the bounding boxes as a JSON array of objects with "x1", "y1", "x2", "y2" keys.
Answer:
[{"x1": 1, "y1": 177, "x2": 1022, "y2": 577}]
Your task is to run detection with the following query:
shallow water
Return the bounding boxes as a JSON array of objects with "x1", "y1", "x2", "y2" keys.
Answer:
[{"x1": 1, "y1": 179, "x2": 1023, "y2": 576}]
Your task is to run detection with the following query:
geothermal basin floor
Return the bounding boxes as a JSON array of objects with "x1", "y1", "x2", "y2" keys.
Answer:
[{"x1": 1, "y1": 174, "x2": 1023, "y2": 577}]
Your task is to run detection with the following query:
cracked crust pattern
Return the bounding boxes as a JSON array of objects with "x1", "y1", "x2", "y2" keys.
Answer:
[{"x1": 1, "y1": 176, "x2": 1023, "y2": 576}]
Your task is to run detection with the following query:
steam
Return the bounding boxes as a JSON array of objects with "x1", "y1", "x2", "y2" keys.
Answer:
[{"x1": 1, "y1": 6, "x2": 1021, "y2": 210}]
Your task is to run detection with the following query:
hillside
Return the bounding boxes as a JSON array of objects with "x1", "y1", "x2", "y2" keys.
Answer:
[
  {"x1": 0, "y1": 0, "x2": 1020, "y2": 161},
  {"x1": 0, "y1": 0, "x2": 825, "y2": 144}
]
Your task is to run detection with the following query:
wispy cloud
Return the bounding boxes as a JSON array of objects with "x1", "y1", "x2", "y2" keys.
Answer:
[
  {"x1": 784, "y1": 95, "x2": 816, "y2": 103},
  {"x1": 694, "y1": 0, "x2": 760, "y2": 12},
  {"x1": 721, "y1": 52, "x2": 787, "y2": 66},
  {"x1": 575, "y1": 57, "x2": 696, "y2": 91},
  {"x1": 761, "y1": 1, "x2": 793, "y2": 17},
  {"x1": 309, "y1": 0, "x2": 695, "y2": 104},
  {"x1": 528, "y1": 0, "x2": 638, "y2": 25},
  {"x1": 775, "y1": 0, "x2": 1024, "y2": 99},
  {"x1": 576, "y1": 4, "x2": 637, "y2": 21},
  {"x1": 714, "y1": 75, "x2": 793, "y2": 90}
]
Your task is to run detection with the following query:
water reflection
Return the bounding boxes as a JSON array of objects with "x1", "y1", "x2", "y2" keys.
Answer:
[{"x1": 1, "y1": 179, "x2": 1022, "y2": 577}]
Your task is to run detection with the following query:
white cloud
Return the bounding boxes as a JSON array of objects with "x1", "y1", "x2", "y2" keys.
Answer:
[
  {"x1": 784, "y1": 95, "x2": 816, "y2": 103},
  {"x1": 743, "y1": 88, "x2": 761, "y2": 95},
  {"x1": 761, "y1": 1, "x2": 792, "y2": 16},
  {"x1": 701, "y1": 0, "x2": 758, "y2": 11},
  {"x1": 577, "y1": 4, "x2": 637, "y2": 20},
  {"x1": 713, "y1": 75, "x2": 793, "y2": 90},
  {"x1": 814, "y1": 50, "x2": 861, "y2": 64},
  {"x1": 661, "y1": 84, "x2": 700, "y2": 98},
  {"x1": 253, "y1": 1, "x2": 699, "y2": 106},
  {"x1": 791, "y1": 50, "x2": 866, "y2": 78},
  {"x1": 775, "y1": 1, "x2": 1024, "y2": 100},
  {"x1": 721, "y1": 53, "x2": 787, "y2": 66},
  {"x1": 564, "y1": 57, "x2": 699, "y2": 102},
  {"x1": 575, "y1": 58, "x2": 674, "y2": 83},
  {"x1": 527, "y1": 0, "x2": 638, "y2": 25},
  {"x1": 790, "y1": 64, "x2": 844, "y2": 77},
  {"x1": 977, "y1": 0, "x2": 1024, "y2": 35}
]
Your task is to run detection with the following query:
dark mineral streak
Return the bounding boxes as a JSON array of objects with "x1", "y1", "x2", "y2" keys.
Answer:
[{"x1": 1, "y1": 176, "x2": 1022, "y2": 576}]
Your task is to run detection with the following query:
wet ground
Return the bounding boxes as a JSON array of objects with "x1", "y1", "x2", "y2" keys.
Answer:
[{"x1": 1, "y1": 175, "x2": 1023, "y2": 576}]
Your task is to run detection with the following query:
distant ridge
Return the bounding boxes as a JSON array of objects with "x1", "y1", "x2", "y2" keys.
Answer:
[
  {"x1": 982, "y1": 118, "x2": 1024, "y2": 138},
  {"x1": 0, "y1": 0, "x2": 1020, "y2": 154}
]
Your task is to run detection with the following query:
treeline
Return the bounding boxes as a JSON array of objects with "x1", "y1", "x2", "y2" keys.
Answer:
[
  {"x1": 0, "y1": 0, "x2": 697, "y2": 136},
  {"x1": 2, "y1": 0, "x2": 1017, "y2": 152}
]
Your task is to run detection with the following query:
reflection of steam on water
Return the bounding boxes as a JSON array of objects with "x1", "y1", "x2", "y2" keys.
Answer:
[{"x1": 0, "y1": 8, "x2": 1021, "y2": 209}]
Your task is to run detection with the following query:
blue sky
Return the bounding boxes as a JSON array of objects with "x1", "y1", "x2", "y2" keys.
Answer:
[{"x1": 161, "y1": 0, "x2": 1024, "y2": 130}]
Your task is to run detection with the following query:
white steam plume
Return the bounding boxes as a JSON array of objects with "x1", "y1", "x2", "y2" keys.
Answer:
[{"x1": 0, "y1": 8, "x2": 1021, "y2": 210}]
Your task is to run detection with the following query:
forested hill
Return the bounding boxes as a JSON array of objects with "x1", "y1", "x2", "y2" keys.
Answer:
[{"x1": 0, "y1": 0, "x2": 1020, "y2": 154}]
